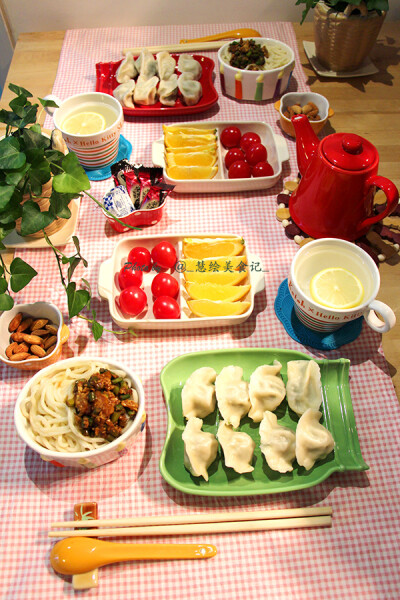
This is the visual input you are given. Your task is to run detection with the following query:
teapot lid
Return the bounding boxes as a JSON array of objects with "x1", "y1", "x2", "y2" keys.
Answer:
[{"x1": 322, "y1": 133, "x2": 377, "y2": 171}]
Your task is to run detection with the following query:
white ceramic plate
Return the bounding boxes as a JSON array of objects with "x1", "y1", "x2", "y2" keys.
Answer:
[
  {"x1": 152, "y1": 121, "x2": 289, "y2": 193},
  {"x1": 98, "y1": 233, "x2": 265, "y2": 330}
]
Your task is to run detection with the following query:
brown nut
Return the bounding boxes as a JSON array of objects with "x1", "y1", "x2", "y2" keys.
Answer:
[
  {"x1": 10, "y1": 352, "x2": 31, "y2": 362},
  {"x1": 301, "y1": 103, "x2": 314, "y2": 115},
  {"x1": 46, "y1": 344, "x2": 56, "y2": 355},
  {"x1": 45, "y1": 324, "x2": 58, "y2": 335},
  {"x1": 15, "y1": 343, "x2": 29, "y2": 353},
  {"x1": 21, "y1": 333, "x2": 43, "y2": 345},
  {"x1": 31, "y1": 318, "x2": 49, "y2": 331},
  {"x1": 5, "y1": 342, "x2": 19, "y2": 358},
  {"x1": 11, "y1": 332, "x2": 25, "y2": 343},
  {"x1": 30, "y1": 344, "x2": 47, "y2": 358},
  {"x1": 8, "y1": 313, "x2": 23, "y2": 333},
  {"x1": 17, "y1": 317, "x2": 33, "y2": 333},
  {"x1": 30, "y1": 329, "x2": 49, "y2": 337},
  {"x1": 44, "y1": 335, "x2": 58, "y2": 350},
  {"x1": 290, "y1": 104, "x2": 302, "y2": 115},
  {"x1": 308, "y1": 108, "x2": 320, "y2": 119}
]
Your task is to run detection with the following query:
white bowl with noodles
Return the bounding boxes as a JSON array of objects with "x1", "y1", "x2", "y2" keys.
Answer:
[
  {"x1": 218, "y1": 37, "x2": 295, "y2": 101},
  {"x1": 14, "y1": 357, "x2": 145, "y2": 469}
]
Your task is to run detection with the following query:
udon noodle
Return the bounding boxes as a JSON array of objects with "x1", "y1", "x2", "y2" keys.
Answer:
[
  {"x1": 20, "y1": 361, "x2": 136, "y2": 453},
  {"x1": 221, "y1": 42, "x2": 291, "y2": 71}
]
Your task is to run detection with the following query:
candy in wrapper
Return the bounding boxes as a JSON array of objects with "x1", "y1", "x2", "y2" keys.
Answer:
[{"x1": 102, "y1": 185, "x2": 135, "y2": 218}]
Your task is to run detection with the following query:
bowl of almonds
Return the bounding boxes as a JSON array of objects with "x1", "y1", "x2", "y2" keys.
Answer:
[
  {"x1": 0, "y1": 302, "x2": 69, "y2": 371},
  {"x1": 274, "y1": 92, "x2": 334, "y2": 138}
]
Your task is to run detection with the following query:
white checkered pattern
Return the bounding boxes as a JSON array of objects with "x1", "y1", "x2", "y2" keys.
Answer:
[{"x1": 1, "y1": 22, "x2": 400, "y2": 600}]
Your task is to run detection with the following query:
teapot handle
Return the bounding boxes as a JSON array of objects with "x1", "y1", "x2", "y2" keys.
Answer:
[{"x1": 356, "y1": 175, "x2": 399, "y2": 235}]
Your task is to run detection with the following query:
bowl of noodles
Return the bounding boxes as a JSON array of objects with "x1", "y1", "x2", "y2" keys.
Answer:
[
  {"x1": 218, "y1": 38, "x2": 295, "y2": 101},
  {"x1": 14, "y1": 357, "x2": 146, "y2": 468}
]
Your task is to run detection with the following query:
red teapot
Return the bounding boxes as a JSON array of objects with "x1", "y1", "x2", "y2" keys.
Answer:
[{"x1": 289, "y1": 114, "x2": 399, "y2": 241}]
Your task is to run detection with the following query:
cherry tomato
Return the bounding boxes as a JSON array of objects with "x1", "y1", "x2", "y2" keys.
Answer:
[
  {"x1": 127, "y1": 246, "x2": 152, "y2": 273},
  {"x1": 118, "y1": 263, "x2": 143, "y2": 290},
  {"x1": 118, "y1": 286, "x2": 147, "y2": 317},
  {"x1": 252, "y1": 161, "x2": 274, "y2": 177},
  {"x1": 153, "y1": 296, "x2": 181, "y2": 319},
  {"x1": 228, "y1": 160, "x2": 252, "y2": 179},
  {"x1": 151, "y1": 273, "x2": 179, "y2": 299},
  {"x1": 245, "y1": 143, "x2": 268, "y2": 166},
  {"x1": 151, "y1": 241, "x2": 177, "y2": 270},
  {"x1": 220, "y1": 126, "x2": 242, "y2": 149},
  {"x1": 225, "y1": 147, "x2": 245, "y2": 169},
  {"x1": 240, "y1": 132, "x2": 261, "y2": 153}
]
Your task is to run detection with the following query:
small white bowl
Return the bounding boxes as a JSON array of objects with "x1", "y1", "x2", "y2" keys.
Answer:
[
  {"x1": 14, "y1": 357, "x2": 146, "y2": 468},
  {"x1": 274, "y1": 92, "x2": 334, "y2": 138},
  {"x1": 218, "y1": 37, "x2": 295, "y2": 102}
]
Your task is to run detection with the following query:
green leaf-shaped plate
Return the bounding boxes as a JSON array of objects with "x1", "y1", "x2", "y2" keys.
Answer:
[{"x1": 159, "y1": 348, "x2": 368, "y2": 496}]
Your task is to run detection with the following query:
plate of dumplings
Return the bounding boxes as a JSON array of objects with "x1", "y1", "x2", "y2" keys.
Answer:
[
  {"x1": 159, "y1": 348, "x2": 369, "y2": 496},
  {"x1": 96, "y1": 50, "x2": 218, "y2": 116}
]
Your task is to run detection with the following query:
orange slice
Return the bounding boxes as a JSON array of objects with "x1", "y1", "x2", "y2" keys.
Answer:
[
  {"x1": 185, "y1": 283, "x2": 251, "y2": 302},
  {"x1": 181, "y1": 255, "x2": 247, "y2": 273},
  {"x1": 188, "y1": 299, "x2": 251, "y2": 317},
  {"x1": 163, "y1": 125, "x2": 216, "y2": 136},
  {"x1": 183, "y1": 271, "x2": 248, "y2": 286},
  {"x1": 165, "y1": 151, "x2": 217, "y2": 168},
  {"x1": 183, "y1": 238, "x2": 245, "y2": 259},
  {"x1": 166, "y1": 143, "x2": 218, "y2": 154},
  {"x1": 166, "y1": 165, "x2": 218, "y2": 180},
  {"x1": 165, "y1": 131, "x2": 216, "y2": 149}
]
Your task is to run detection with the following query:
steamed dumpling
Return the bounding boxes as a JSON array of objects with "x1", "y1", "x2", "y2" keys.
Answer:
[
  {"x1": 134, "y1": 75, "x2": 159, "y2": 105},
  {"x1": 296, "y1": 409, "x2": 334, "y2": 470},
  {"x1": 178, "y1": 75, "x2": 202, "y2": 106},
  {"x1": 136, "y1": 48, "x2": 158, "y2": 80},
  {"x1": 259, "y1": 411, "x2": 296, "y2": 473},
  {"x1": 286, "y1": 360, "x2": 322, "y2": 416},
  {"x1": 116, "y1": 51, "x2": 138, "y2": 83},
  {"x1": 182, "y1": 366, "x2": 217, "y2": 419},
  {"x1": 113, "y1": 79, "x2": 135, "y2": 108},
  {"x1": 182, "y1": 417, "x2": 218, "y2": 481},
  {"x1": 178, "y1": 54, "x2": 202, "y2": 80},
  {"x1": 217, "y1": 421, "x2": 255, "y2": 474},
  {"x1": 158, "y1": 74, "x2": 178, "y2": 107},
  {"x1": 156, "y1": 51, "x2": 176, "y2": 80},
  {"x1": 248, "y1": 361, "x2": 286, "y2": 422},
  {"x1": 215, "y1": 366, "x2": 250, "y2": 429}
]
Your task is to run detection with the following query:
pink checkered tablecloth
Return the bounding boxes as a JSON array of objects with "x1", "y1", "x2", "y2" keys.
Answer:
[{"x1": 1, "y1": 22, "x2": 400, "y2": 600}]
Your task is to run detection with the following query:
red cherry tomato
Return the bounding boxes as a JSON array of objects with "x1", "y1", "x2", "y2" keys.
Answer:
[
  {"x1": 118, "y1": 263, "x2": 143, "y2": 290},
  {"x1": 245, "y1": 143, "x2": 268, "y2": 166},
  {"x1": 151, "y1": 241, "x2": 177, "y2": 270},
  {"x1": 252, "y1": 161, "x2": 274, "y2": 177},
  {"x1": 225, "y1": 147, "x2": 245, "y2": 169},
  {"x1": 240, "y1": 132, "x2": 261, "y2": 153},
  {"x1": 220, "y1": 126, "x2": 242, "y2": 149},
  {"x1": 151, "y1": 273, "x2": 179, "y2": 299},
  {"x1": 119, "y1": 286, "x2": 147, "y2": 316},
  {"x1": 228, "y1": 160, "x2": 252, "y2": 179},
  {"x1": 127, "y1": 246, "x2": 152, "y2": 273},
  {"x1": 153, "y1": 296, "x2": 181, "y2": 319}
]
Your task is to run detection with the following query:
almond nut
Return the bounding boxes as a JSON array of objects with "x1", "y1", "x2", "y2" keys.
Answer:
[
  {"x1": 21, "y1": 333, "x2": 43, "y2": 345},
  {"x1": 17, "y1": 317, "x2": 33, "y2": 333},
  {"x1": 5, "y1": 342, "x2": 18, "y2": 358},
  {"x1": 8, "y1": 313, "x2": 23, "y2": 332},
  {"x1": 11, "y1": 332, "x2": 25, "y2": 343},
  {"x1": 45, "y1": 324, "x2": 58, "y2": 335},
  {"x1": 46, "y1": 344, "x2": 56, "y2": 355},
  {"x1": 31, "y1": 318, "x2": 49, "y2": 331},
  {"x1": 10, "y1": 352, "x2": 31, "y2": 362},
  {"x1": 30, "y1": 345, "x2": 47, "y2": 358},
  {"x1": 30, "y1": 329, "x2": 49, "y2": 336},
  {"x1": 15, "y1": 343, "x2": 29, "y2": 353},
  {"x1": 44, "y1": 335, "x2": 57, "y2": 350}
]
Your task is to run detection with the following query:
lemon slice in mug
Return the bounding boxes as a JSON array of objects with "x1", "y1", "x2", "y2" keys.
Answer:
[
  {"x1": 310, "y1": 267, "x2": 364, "y2": 309},
  {"x1": 62, "y1": 111, "x2": 106, "y2": 135}
]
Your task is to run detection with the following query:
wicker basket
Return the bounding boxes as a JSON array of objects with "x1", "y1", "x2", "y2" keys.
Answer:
[
  {"x1": 16, "y1": 179, "x2": 71, "y2": 239},
  {"x1": 314, "y1": 1, "x2": 386, "y2": 72}
]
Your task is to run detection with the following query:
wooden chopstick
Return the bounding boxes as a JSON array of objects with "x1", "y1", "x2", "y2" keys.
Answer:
[
  {"x1": 48, "y1": 515, "x2": 331, "y2": 538},
  {"x1": 122, "y1": 41, "x2": 227, "y2": 55},
  {"x1": 51, "y1": 506, "x2": 332, "y2": 529}
]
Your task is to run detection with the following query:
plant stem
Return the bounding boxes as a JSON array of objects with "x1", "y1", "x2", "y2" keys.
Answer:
[
  {"x1": 77, "y1": 313, "x2": 136, "y2": 336},
  {"x1": 83, "y1": 191, "x2": 141, "y2": 231}
]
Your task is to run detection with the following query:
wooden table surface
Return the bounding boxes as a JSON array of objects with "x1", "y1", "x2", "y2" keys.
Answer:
[{"x1": 1, "y1": 23, "x2": 399, "y2": 399}]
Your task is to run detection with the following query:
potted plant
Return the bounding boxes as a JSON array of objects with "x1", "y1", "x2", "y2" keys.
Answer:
[
  {"x1": 296, "y1": 0, "x2": 388, "y2": 71},
  {"x1": 0, "y1": 84, "x2": 135, "y2": 340}
]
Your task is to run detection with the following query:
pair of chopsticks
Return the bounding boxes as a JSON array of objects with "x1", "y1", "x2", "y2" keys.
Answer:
[
  {"x1": 49, "y1": 506, "x2": 332, "y2": 538},
  {"x1": 123, "y1": 40, "x2": 228, "y2": 55}
]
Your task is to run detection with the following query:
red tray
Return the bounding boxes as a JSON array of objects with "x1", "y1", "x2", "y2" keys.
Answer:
[{"x1": 95, "y1": 54, "x2": 218, "y2": 117}]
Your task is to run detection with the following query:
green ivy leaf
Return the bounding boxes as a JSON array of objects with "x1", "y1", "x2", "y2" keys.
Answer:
[
  {"x1": 0, "y1": 293, "x2": 14, "y2": 311},
  {"x1": 8, "y1": 83, "x2": 33, "y2": 98},
  {"x1": 45, "y1": 149, "x2": 67, "y2": 170},
  {"x1": 0, "y1": 183, "x2": 16, "y2": 211},
  {"x1": 91, "y1": 319, "x2": 104, "y2": 341},
  {"x1": 30, "y1": 123, "x2": 42, "y2": 134},
  {"x1": 9, "y1": 257, "x2": 38, "y2": 292},
  {"x1": 0, "y1": 137, "x2": 26, "y2": 170},
  {"x1": 39, "y1": 97, "x2": 59, "y2": 108},
  {"x1": 66, "y1": 281, "x2": 90, "y2": 317},
  {"x1": 20, "y1": 200, "x2": 55, "y2": 235},
  {"x1": 5, "y1": 163, "x2": 30, "y2": 186},
  {"x1": 0, "y1": 195, "x2": 22, "y2": 223},
  {"x1": 15, "y1": 104, "x2": 38, "y2": 129},
  {"x1": 9, "y1": 95, "x2": 31, "y2": 117},
  {"x1": 67, "y1": 256, "x2": 81, "y2": 282},
  {"x1": 53, "y1": 153, "x2": 90, "y2": 194},
  {"x1": 49, "y1": 191, "x2": 74, "y2": 219},
  {"x1": 22, "y1": 128, "x2": 51, "y2": 150},
  {"x1": 0, "y1": 278, "x2": 8, "y2": 294}
]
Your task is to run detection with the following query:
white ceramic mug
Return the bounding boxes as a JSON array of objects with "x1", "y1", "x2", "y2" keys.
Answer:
[
  {"x1": 44, "y1": 92, "x2": 123, "y2": 169},
  {"x1": 288, "y1": 238, "x2": 396, "y2": 333}
]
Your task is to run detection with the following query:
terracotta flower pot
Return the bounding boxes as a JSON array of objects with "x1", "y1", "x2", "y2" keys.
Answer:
[{"x1": 313, "y1": 0, "x2": 386, "y2": 72}]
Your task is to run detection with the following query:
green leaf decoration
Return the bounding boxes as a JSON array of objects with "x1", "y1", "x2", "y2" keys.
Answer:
[
  {"x1": 5, "y1": 163, "x2": 30, "y2": 186},
  {"x1": 0, "y1": 278, "x2": 8, "y2": 294},
  {"x1": 22, "y1": 128, "x2": 51, "y2": 150},
  {"x1": 91, "y1": 319, "x2": 104, "y2": 341},
  {"x1": 0, "y1": 196, "x2": 22, "y2": 223},
  {"x1": 8, "y1": 83, "x2": 32, "y2": 98},
  {"x1": 25, "y1": 151, "x2": 51, "y2": 194},
  {"x1": 49, "y1": 191, "x2": 73, "y2": 219},
  {"x1": 0, "y1": 137, "x2": 26, "y2": 170},
  {"x1": 66, "y1": 281, "x2": 90, "y2": 317},
  {"x1": 0, "y1": 183, "x2": 16, "y2": 211},
  {"x1": 39, "y1": 97, "x2": 59, "y2": 108},
  {"x1": 67, "y1": 256, "x2": 81, "y2": 282},
  {"x1": 0, "y1": 293, "x2": 14, "y2": 311},
  {"x1": 53, "y1": 153, "x2": 90, "y2": 194},
  {"x1": 9, "y1": 257, "x2": 38, "y2": 292},
  {"x1": 0, "y1": 108, "x2": 20, "y2": 127},
  {"x1": 30, "y1": 123, "x2": 42, "y2": 134},
  {"x1": 9, "y1": 95, "x2": 30, "y2": 116},
  {"x1": 45, "y1": 149, "x2": 67, "y2": 170},
  {"x1": 19, "y1": 200, "x2": 55, "y2": 236},
  {"x1": 15, "y1": 104, "x2": 38, "y2": 129}
]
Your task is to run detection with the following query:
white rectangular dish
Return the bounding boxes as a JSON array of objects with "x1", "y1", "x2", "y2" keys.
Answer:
[
  {"x1": 151, "y1": 121, "x2": 289, "y2": 193},
  {"x1": 98, "y1": 233, "x2": 265, "y2": 330}
]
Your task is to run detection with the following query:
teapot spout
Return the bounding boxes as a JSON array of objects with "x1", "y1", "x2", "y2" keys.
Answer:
[{"x1": 291, "y1": 114, "x2": 319, "y2": 176}]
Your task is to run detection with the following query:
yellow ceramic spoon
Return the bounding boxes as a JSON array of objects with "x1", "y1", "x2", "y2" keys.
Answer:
[
  {"x1": 180, "y1": 28, "x2": 261, "y2": 43},
  {"x1": 51, "y1": 537, "x2": 217, "y2": 575}
]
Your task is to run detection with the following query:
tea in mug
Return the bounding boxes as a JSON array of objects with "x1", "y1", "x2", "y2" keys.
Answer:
[{"x1": 61, "y1": 102, "x2": 119, "y2": 135}]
